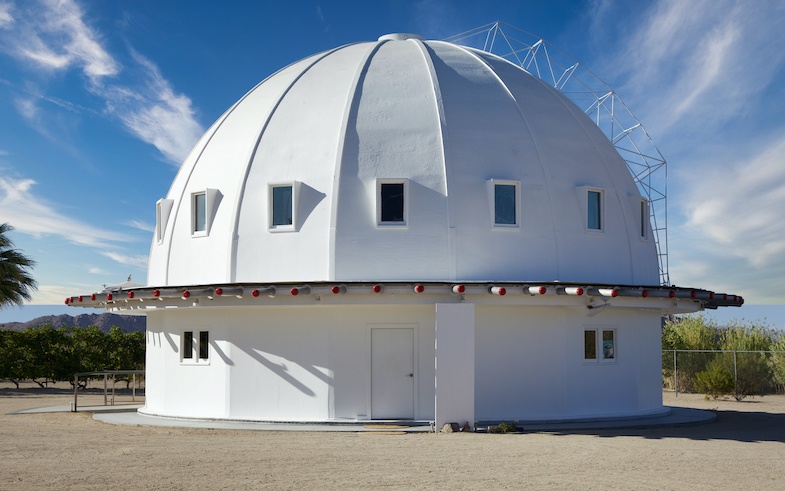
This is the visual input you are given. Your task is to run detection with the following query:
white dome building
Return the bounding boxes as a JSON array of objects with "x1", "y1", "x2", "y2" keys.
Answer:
[{"x1": 70, "y1": 34, "x2": 741, "y2": 427}]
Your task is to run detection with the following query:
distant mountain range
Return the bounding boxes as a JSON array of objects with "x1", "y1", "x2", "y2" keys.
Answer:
[{"x1": 0, "y1": 313, "x2": 146, "y2": 332}]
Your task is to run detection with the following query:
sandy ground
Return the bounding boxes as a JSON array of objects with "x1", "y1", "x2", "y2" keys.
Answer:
[{"x1": 2, "y1": 383, "x2": 785, "y2": 490}]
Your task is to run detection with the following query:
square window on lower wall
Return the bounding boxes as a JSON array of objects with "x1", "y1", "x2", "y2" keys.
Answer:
[
  {"x1": 584, "y1": 327, "x2": 616, "y2": 362},
  {"x1": 181, "y1": 330, "x2": 210, "y2": 364}
]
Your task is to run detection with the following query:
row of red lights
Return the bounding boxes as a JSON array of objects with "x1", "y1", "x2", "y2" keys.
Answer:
[{"x1": 65, "y1": 287, "x2": 742, "y2": 304}]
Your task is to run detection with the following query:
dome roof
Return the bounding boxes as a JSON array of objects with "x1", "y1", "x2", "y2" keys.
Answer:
[{"x1": 148, "y1": 35, "x2": 659, "y2": 287}]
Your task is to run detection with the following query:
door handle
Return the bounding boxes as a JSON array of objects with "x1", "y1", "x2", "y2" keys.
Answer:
[{"x1": 407, "y1": 373, "x2": 414, "y2": 377}]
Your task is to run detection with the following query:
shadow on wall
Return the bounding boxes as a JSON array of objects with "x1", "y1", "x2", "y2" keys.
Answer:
[
  {"x1": 239, "y1": 346, "x2": 320, "y2": 397},
  {"x1": 296, "y1": 183, "x2": 326, "y2": 231}
]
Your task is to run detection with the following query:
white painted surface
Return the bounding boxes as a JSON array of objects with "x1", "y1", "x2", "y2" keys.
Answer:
[
  {"x1": 371, "y1": 327, "x2": 415, "y2": 419},
  {"x1": 435, "y1": 303, "x2": 475, "y2": 428},
  {"x1": 148, "y1": 37, "x2": 658, "y2": 288},
  {"x1": 138, "y1": 35, "x2": 672, "y2": 424},
  {"x1": 473, "y1": 305, "x2": 664, "y2": 421},
  {"x1": 141, "y1": 299, "x2": 666, "y2": 422},
  {"x1": 141, "y1": 305, "x2": 435, "y2": 421}
]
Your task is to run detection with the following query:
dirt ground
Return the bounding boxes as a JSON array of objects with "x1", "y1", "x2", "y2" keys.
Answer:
[{"x1": 2, "y1": 383, "x2": 784, "y2": 490}]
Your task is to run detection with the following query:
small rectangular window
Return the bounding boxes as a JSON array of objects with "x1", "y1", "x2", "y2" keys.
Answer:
[
  {"x1": 602, "y1": 330, "x2": 615, "y2": 359},
  {"x1": 494, "y1": 184, "x2": 516, "y2": 225},
  {"x1": 193, "y1": 193, "x2": 206, "y2": 233},
  {"x1": 380, "y1": 182, "x2": 405, "y2": 224},
  {"x1": 588, "y1": 190, "x2": 602, "y2": 231},
  {"x1": 199, "y1": 331, "x2": 209, "y2": 360},
  {"x1": 272, "y1": 185, "x2": 293, "y2": 227},
  {"x1": 640, "y1": 198, "x2": 648, "y2": 239},
  {"x1": 183, "y1": 331, "x2": 194, "y2": 359},
  {"x1": 584, "y1": 330, "x2": 597, "y2": 360}
]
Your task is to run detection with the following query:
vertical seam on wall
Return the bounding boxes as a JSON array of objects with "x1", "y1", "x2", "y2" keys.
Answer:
[
  {"x1": 413, "y1": 40, "x2": 454, "y2": 280},
  {"x1": 226, "y1": 45, "x2": 353, "y2": 282},
  {"x1": 327, "y1": 41, "x2": 385, "y2": 281},
  {"x1": 439, "y1": 43, "x2": 561, "y2": 280}
]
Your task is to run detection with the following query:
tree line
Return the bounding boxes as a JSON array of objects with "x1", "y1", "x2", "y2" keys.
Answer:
[
  {"x1": 0, "y1": 324, "x2": 144, "y2": 388},
  {"x1": 663, "y1": 314, "x2": 785, "y2": 400}
]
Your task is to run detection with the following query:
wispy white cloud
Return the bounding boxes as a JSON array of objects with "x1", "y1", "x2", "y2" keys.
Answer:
[
  {"x1": 596, "y1": 0, "x2": 785, "y2": 139},
  {"x1": 88, "y1": 267, "x2": 109, "y2": 275},
  {"x1": 1, "y1": 0, "x2": 117, "y2": 80},
  {"x1": 683, "y1": 136, "x2": 785, "y2": 268},
  {"x1": 99, "y1": 251, "x2": 148, "y2": 270},
  {"x1": 126, "y1": 219, "x2": 154, "y2": 233},
  {"x1": 0, "y1": 176, "x2": 130, "y2": 248},
  {"x1": 0, "y1": 0, "x2": 203, "y2": 165},
  {"x1": 0, "y1": 2, "x2": 14, "y2": 29},
  {"x1": 102, "y1": 50, "x2": 203, "y2": 165}
]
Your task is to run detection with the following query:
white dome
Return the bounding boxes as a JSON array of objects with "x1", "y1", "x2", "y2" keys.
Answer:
[{"x1": 148, "y1": 36, "x2": 658, "y2": 287}]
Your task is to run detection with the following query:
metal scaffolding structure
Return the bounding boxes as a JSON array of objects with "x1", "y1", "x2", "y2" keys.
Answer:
[{"x1": 447, "y1": 22, "x2": 670, "y2": 286}]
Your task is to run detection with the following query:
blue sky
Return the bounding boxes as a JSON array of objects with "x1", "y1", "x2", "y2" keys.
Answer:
[{"x1": 1, "y1": 0, "x2": 784, "y2": 326}]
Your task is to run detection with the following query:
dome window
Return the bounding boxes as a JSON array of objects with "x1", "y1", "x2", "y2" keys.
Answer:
[
  {"x1": 487, "y1": 179, "x2": 521, "y2": 228},
  {"x1": 193, "y1": 192, "x2": 206, "y2": 233},
  {"x1": 640, "y1": 198, "x2": 649, "y2": 239},
  {"x1": 377, "y1": 179, "x2": 408, "y2": 227},
  {"x1": 190, "y1": 188, "x2": 221, "y2": 237},
  {"x1": 588, "y1": 190, "x2": 603, "y2": 231},
  {"x1": 155, "y1": 198, "x2": 174, "y2": 243},
  {"x1": 268, "y1": 182, "x2": 301, "y2": 232},
  {"x1": 577, "y1": 186, "x2": 605, "y2": 233}
]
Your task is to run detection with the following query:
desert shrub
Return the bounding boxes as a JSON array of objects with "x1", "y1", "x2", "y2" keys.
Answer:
[
  {"x1": 489, "y1": 421, "x2": 521, "y2": 433},
  {"x1": 662, "y1": 314, "x2": 720, "y2": 351},
  {"x1": 693, "y1": 358, "x2": 734, "y2": 399}
]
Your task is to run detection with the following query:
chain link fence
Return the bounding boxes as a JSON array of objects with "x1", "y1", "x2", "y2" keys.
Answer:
[{"x1": 663, "y1": 350, "x2": 785, "y2": 400}]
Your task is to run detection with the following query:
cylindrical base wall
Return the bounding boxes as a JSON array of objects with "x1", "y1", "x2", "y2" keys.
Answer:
[{"x1": 141, "y1": 303, "x2": 663, "y2": 422}]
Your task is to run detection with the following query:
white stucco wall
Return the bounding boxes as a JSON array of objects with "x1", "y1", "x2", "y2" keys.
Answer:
[
  {"x1": 474, "y1": 305, "x2": 664, "y2": 421},
  {"x1": 141, "y1": 301, "x2": 664, "y2": 423},
  {"x1": 142, "y1": 305, "x2": 436, "y2": 421}
]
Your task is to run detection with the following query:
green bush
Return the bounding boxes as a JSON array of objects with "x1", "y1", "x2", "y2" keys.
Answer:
[{"x1": 693, "y1": 359, "x2": 734, "y2": 399}]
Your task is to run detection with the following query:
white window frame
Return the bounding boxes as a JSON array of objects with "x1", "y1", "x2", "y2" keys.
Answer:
[
  {"x1": 191, "y1": 188, "x2": 220, "y2": 237},
  {"x1": 181, "y1": 329, "x2": 210, "y2": 365},
  {"x1": 376, "y1": 179, "x2": 409, "y2": 228},
  {"x1": 268, "y1": 181, "x2": 300, "y2": 232},
  {"x1": 577, "y1": 186, "x2": 606, "y2": 234},
  {"x1": 486, "y1": 179, "x2": 521, "y2": 229},
  {"x1": 583, "y1": 327, "x2": 616, "y2": 363},
  {"x1": 156, "y1": 198, "x2": 174, "y2": 244}
]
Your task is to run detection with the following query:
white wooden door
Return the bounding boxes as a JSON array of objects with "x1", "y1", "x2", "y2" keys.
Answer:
[{"x1": 371, "y1": 327, "x2": 414, "y2": 419}]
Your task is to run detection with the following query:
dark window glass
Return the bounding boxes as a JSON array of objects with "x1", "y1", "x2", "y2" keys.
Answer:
[
  {"x1": 380, "y1": 183, "x2": 404, "y2": 223},
  {"x1": 199, "y1": 331, "x2": 209, "y2": 360},
  {"x1": 494, "y1": 184, "x2": 516, "y2": 225},
  {"x1": 194, "y1": 194, "x2": 206, "y2": 232},
  {"x1": 641, "y1": 200, "x2": 647, "y2": 238},
  {"x1": 272, "y1": 186, "x2": 293, "y2": 226},
  {"x1": 588, "y1": 190, "x2": 602, "y2": 230},
  {"x1": 602, "y1": 330, "x2": 615, "y2": 359},
  {"x1": 183, "y1": 331, "x2": 194, "y2": 359},
  {"x1": 584, "y1": 330, "x2": 596, "y2": 360}
]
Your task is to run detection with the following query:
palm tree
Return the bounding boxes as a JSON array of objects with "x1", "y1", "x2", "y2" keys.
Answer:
[{"x1": 0, "y1": 223, "x2": 37, "y2": 308}]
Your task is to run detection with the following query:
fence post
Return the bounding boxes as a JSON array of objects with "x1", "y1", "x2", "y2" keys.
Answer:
[
  {"x1": 673, "y1": 350, "x2": 678, "y2": 397},
  {"x1": 733, "y1": 350, "x2": 738, "y2": 400},
  {"x1": 73, "y1": 373, "x2": 78, "y2": 412}
]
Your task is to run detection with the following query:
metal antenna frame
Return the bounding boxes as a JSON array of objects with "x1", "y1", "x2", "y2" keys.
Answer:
[{"x1": 446, "y1": 21, "x2": 670, "y2": 286}]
